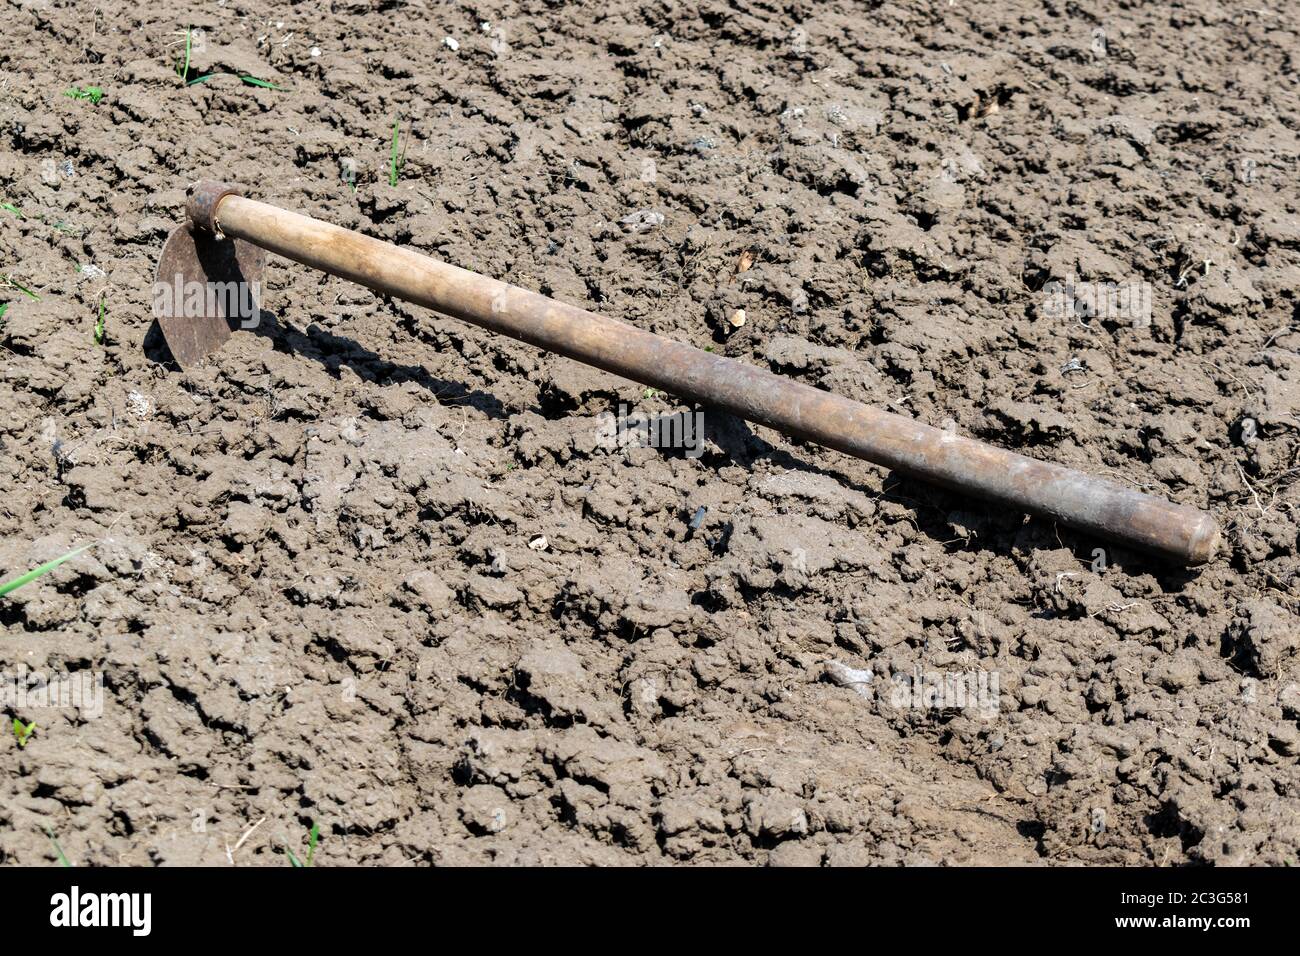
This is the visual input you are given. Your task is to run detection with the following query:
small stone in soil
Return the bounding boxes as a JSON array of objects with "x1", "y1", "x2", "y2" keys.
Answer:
[{"x1": 619, "y1": 209, "x2": 664, "y2": 234}]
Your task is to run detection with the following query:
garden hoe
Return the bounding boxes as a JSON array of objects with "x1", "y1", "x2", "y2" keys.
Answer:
[{"x1": 154, "y1": 181, "x2": 1220, "y2": 565}]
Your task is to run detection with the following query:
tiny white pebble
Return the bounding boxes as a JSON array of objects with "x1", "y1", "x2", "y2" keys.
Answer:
[
  {"x1": 480, "y1": 21, "x2": 491, "y2": 32},
  {"x1": 728, "y1": 308, "x2": 747, "y2": 328},
  {"x1": 443, "y1": 36, "x2": 459, "y2": 51},
  {"x1": 310, "y1": 46, "x2": 321, "y2": 57},
  {"x1": 528, "y1": 535, "x2": 549, "y2": 552},
  {"x1": 126, "y1": 391, "x2": 152, "y2": 419}
]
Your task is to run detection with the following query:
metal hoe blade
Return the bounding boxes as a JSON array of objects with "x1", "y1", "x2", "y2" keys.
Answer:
[{"x1": 153, "y1": 224, "x2": 267, "y2": 369}]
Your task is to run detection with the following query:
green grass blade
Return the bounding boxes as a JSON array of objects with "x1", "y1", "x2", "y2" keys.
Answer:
[
  {"x1": 94, "y1": 294, "x2": 107, "y2": 346},
  {"x1": 2, "y1": 276, "x2": 40, "y2": 300},
  {"x1": 1, "y1": 201, "x2": 21, "y2": 218},
  {"x1": 187, "y1": 73, "x2": 217, "y2": 86},
  {"x1": 178, "y1": 26, "x2": 192, "y2": 82},
  {"x1": 44, "y1": 825, "x2": 71, "y2": 867},
  {"x1": 286, "y1": 848, "x2": 302, "y2": 867},
  {"x1": 240, "y1": 76, "x2": 285, "y2": 90},
  {"x1": 389, "y1": 117, "x2": 402, "y2": 187},
  {"x1": 0, "y1": 545, "x2": 90, "y2": 598},
  {"x1": 306, "y1": 821, "x2": 319, "y2": 866}
]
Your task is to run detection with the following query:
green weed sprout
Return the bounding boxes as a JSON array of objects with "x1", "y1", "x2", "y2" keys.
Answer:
[
  {"x1": 63, "y1": 86, "x2": 104, "y2": 104},
  {"x1": 44, "y1": 825, "x2": 72, "y2": 867},
  {"x1": 388, "y1": 117, "x2": 407, "y2": 187},
  {"x1": 94, "y1": 293, "x2": 107, "y2": 346},
  {"x1": 287, "y1": 821, "x2": 320, "y2": 867}
]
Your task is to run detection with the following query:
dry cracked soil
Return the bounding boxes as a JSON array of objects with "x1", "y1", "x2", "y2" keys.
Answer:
[{"x1": 1, "y1": 0, "x2": 1299, "y2": 866}]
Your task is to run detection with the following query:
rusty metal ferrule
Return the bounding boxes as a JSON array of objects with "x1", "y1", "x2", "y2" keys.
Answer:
[{"x1": 186, "y1": 181, "x2": 243, "y2": 234}]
